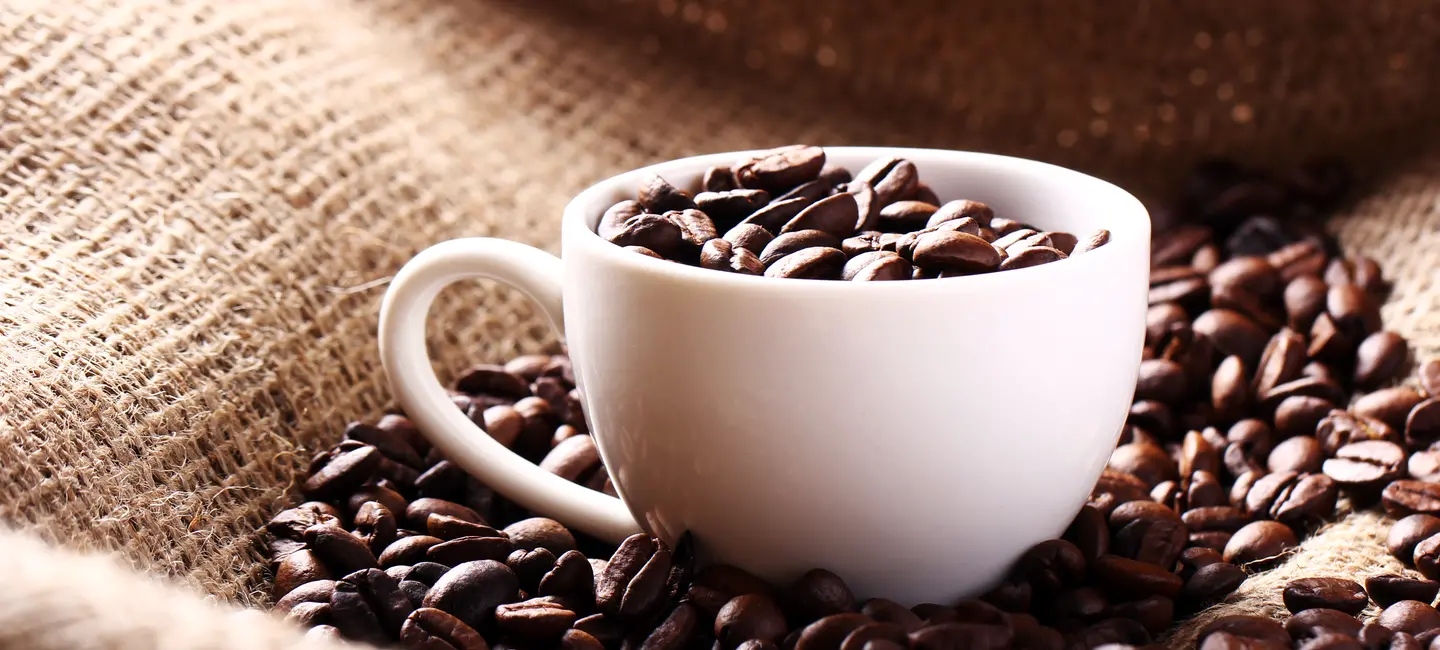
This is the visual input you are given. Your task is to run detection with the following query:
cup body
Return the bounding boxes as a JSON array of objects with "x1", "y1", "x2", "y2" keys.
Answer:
[{"x1": 560, "y1": 147, "x2": 1150, "y2": 604}]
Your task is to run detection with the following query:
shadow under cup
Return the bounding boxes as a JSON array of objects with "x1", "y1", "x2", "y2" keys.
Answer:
[{"x1": 560, "y1": 147, "x2": 1152, "y2": 604}]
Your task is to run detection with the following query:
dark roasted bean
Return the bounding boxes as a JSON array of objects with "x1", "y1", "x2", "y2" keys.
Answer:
[
  {"x1": 1367, "y1": 574, "x2": 1440, "y2": 609},
  {"x1": 715, "y1": 594, "x2": 789, "y2": 648},
  {"x1": 400, "y1": 607, "x2": 489, "y2": 650},
  {"x1": 423, "y1": 560, "x2": 519, "y2": 630},
  {"x1": 1179, "y1": 562, "x2": 1246, "y2": 612},
  {"x1": 1224, "y1": 520, "x2": 1298, "y2": 566},
  {"x1": 1385, "y1": 481, "x2": 1440, "y2": 517},
  {"x1": 1284, "y1": 578, "x2": 1369, "y2": 615},
  {"x1": 1377, "y1": 601, "x2": 1440, "y2": 637},
  {"x1": 734, "y1": 146, "x2": 826, "y2": 193},
  {"x1": 1285, "y1": 608, "x2": 1363, "y2": 641}
]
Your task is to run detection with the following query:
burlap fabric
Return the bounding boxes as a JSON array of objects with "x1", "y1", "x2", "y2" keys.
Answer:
[{"x1": 0, "y1": 0, "x2": 1436, "y2": 647}]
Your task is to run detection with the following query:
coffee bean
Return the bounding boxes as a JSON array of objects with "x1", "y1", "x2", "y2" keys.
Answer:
[
  {"x1": 859, "y1": 599, "x2": 923, "y2": 633},
  {"x1": 1073, "y1": 229, "x2": 1111, "y2": 255},
  {"x1": 1150, "y1": 275, "x2": 1210, "y2": 308},
  {"x1": 306, "y1": 523, "x2": 380, "y2": 576},
  {"x1": 1324, "y1": 440, "x2": 1406, "y2": 496},
  {"x1": 1318, "y1": 411, "x2": 1401, "y2": 456},
  {"x1": 1092, "y1": 554, "x2": 1183, "y2": 599},
  {"x1": 1000, "y1": 246, "x2": 1067, "y2": 271},
  {"x1": 702, "y1": 167, "x2": 739, "y2": 193},
  {"x1": 1109, "y1": 444, "x2": 1179, "y2": 489},
  {"x1": 791, "y1": 613, "x2": 870, "y2": 650},
  {"x1": 776, "y1": 178, "x2": 835, "y2": 205},
  {"x1": 1389, "y1": 515, "x2": 1440, "y2": 563},
  {"x1": 1106, "y1": 595, "x2": 1174, "y2": 636},
  {"x1": 330, "y1": 578, "x2": 390, "y2": 644},
  {"x1": 1211, "y1": 355, "x2": 1251, "y2": 424},
  {"x1": 1415, "y1": 535, "x2": 1440, "y2": 580},
  {"x1": 876, "y1": 200, "x2": 938, "y2": 233},
  {"x1": 1386, "y1": 481, "x2": 1440, "y2": 517},
  {"x1": 908, "y1": 623, "x2": 1014, "y2": 650},
  {"x1": 1410, "y1": 400, "x2": 1440, "y2": 449},
  {"x1": 1252, "y1": 330, "x2": 1308, "y2": 398},
  {"x1": 1359, "y1": 622, "x2": 1399, "y2": 648},
  {"x1": 1377, "y1": 601, "x2": 1440, "y2": 637},
  {"x1": 479, "y1": 405, "x2": 525, "y2": 449},
  {"x1": 715, "y1": 594, "x2": 789, "y2": 648},
  {"x1": 638, "y1": 174, "x2": 697, "y2": 213},
  {"x1": 1242, "y1": 471, "x2": 1334, "y2": 525},
  {"x1": 1135, "y1": 359, "x2": 1189, "y2": 405},
  {"x1": 735, "y1": 146, "x2": 826, "y2": 194},
  {"x1": 400, "y1": 607, "x2": 489, "y2": 650},
  {"x1": 742, "y1": 198, "x2": 814, "y2": 233},
  {"x1": 1113, "y1": 517, "x2": 1187, "y2": 568},
  {"x1": 408, "y1": 498, "x2": 484, "y2": 529},
  {"x1": 664, "y1": 209, "x2": 719, "y2": 250},
  {"x1": 1065, "y1": 505, "x2": 1111, "y2": 562},
  {"x1": 305, "y1": 445, "x2": 382, "y2": 500},
  {"x1": 380, "y1": 535, "x2": 444, "y2": 567},
  {"x1": 1356, "y1": 388, "x2": 1428, "y2": 434},
  {"x1": 275, "y1": 579, "x2": 337, "y2": 616},
  {"x1": 1328, "y1": 282, "x2": 1383, "y2": 340},
  {"x1": 596, "y1": 534, "x2": 669, "y2": 619},
  {"x1": 599, "y1": 200, "x2": 646, "y2": 241},
  {"x1": 758, "y1": 230, "x2": 841, "y2": 267},
  {"x1": 428, "y1": 535, "x2": 514, "y2": 566},
  {"x1": 926, "y1": 200, "x2": 993, "y2": 229},
  {"x1": 355, "y1": 501, "x2": 399, "y2": 555},
  {"x1": 841, "y1": 251, "x2": 910, "y2": 281},
  {"x1": 347, "y1": 422, "x2": 427, "y2": 470},
  {"x1": 539, "y1": 435, "x2": 600, "y2": 482},
  {"x1": 837, "y1": 623, "x2": 909, "y2": 650},
  {"x1": 427, "y1": 514, "x2": 501, "y2": 541},
  {"x1": 504, "y1": 518, "x2": 576, "y2": 555},
  {"x1": 782, "y1": 192, "x2": 861, "y2": 239},
  {"x1": 1309, "y1": 312, "x2": 1356, "y2": 365},
  {"x1": 765, "y1": 247, "x2": 846, "y2": 280},
  {"x1": 1354, "y1": 332, "x2": 1410, "y2": 389},
  {"x1": 1367, "y1": 575, "x2": 1440, "y2": 609},
  {"x1": 1270, "y1": 436, "x2": 1325, "y2": 474},
  {"x1": 1285, "y1": 608, "x2": 1363, "y2": 640},
  {"x1": 725, "y1": 223, "x2": 776, "y2": 254},
  {"x1": 852, "y1": 157, "x2": 918, "y2": 207},
  {"x1": 1199, "y1": 615, "x2": 1292, "y2": 647},
  {"x1": 911, "y1": 231, "x2": 1002, "y2": 273},
  {"x1": 1261, "y1": 376, "x2": 1348, "y2": 414},
  {"x1": 1224, "y1": 520, "x2": 1298, "y2": 565},
  {"x1": 269, "y1": 504, "x2": 344, "y2": 542},
  {"x1": 606, "y1": 214, "x2": 688, "y2": 259},
  {"x1": 423, "y1": 560, "x2": 519, "y2": 630},
  {"x1": 285, "y1": 602, "x2": 333, "y2": 628},
  {"x1": 1284, "y1": 275, "x2": 1329, "y2": 333},
  {"x1": 1275, "y1": 396, "x2": 1336, "y2": 439},
  {"x1": 787, "y1": 569, "x2": 855, "y2": 623},
  {"x1": 495, "y1": 598, "x2": 577, "y2": 642},
  {"x1": 700, "y1": 239, "x2": 765, "y2": 275},
  {"x1": 1411, "y1": 449, "x2": 1440, "y2": 482},
  {"x1": 1284, "y1": 578, "x2": 1369, "y2": 615},
  {"x1": 1194, "y1": 309, "x2": 1270, "y2": 368},
  {"x1": 1013, "y1": 539, "x2": 1087, "y2": 597},
  {"x1": 537, "y1": 550, "x2": 594, "y2": 601},
  {"x1": 1179, "y1": 562, "x2": 1246, "y2": 611},
  {"x1": 697, "y1": 190, "x2": 771, "y2": 227}
]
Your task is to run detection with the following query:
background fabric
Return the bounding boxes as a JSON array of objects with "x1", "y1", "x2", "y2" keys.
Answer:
[{"x1": 0, "y1": 0, "x2": 1436, "y2": 645}]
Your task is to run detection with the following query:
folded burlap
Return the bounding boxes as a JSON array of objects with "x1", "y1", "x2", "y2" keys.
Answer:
[{"x1": 0, "y1": 0, "x2": 1436, "y2": 647}]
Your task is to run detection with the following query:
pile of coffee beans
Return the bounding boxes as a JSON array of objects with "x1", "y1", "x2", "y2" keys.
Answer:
[
  {"x1": 266, "y1": 156, "x2": 1440, "y2": 649},
  {"x1": 598, "y1": 145, "x2": 1109, "y2": 279}
]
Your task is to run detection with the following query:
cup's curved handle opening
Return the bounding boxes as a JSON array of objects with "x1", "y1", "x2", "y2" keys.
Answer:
[{"x1": 378, "y1": 237, "x2": 642, "y2": 544}]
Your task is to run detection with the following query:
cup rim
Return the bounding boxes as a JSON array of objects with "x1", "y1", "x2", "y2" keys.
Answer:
[{"x1": 562, "y1": 146, "x2": 1151, "y2": 292}]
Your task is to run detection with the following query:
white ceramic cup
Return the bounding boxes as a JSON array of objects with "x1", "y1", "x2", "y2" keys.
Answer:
[{"x1": 378, "y1": 147, "x2": 1151, "y2": 605}]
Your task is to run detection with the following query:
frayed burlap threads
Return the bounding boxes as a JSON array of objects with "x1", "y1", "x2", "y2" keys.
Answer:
[{"x1": 0, "y1": 0, "x2": 1436, "y2": 647}]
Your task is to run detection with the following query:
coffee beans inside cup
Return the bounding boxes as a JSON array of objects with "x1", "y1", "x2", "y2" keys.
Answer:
[
  {"x1": 267, "y1": 155, "x2": 1440, "y2": 648},
  {"x1": 599, "y1": 145, "x2": 1110, "y2": 279}
]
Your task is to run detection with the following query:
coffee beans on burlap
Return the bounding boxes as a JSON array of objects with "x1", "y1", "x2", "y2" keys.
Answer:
[
  {"x1": 267, "y1": 156, "x2": 1439, "y2": 648},
  {"x1": 598, "y1": 145, "x2": 1107, "y2": 280}
]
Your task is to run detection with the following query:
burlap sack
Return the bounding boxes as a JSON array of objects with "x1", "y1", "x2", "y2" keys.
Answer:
[{"x1": 0, "y1": 0, "x2": 1435, "y2": 646}]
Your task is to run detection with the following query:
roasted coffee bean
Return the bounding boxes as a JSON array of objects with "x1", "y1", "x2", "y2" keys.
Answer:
[
  {"x1": 638, "y1": 174, "x2": 698, "y2": 213},
  {"x1": 270, "y1": 503, "x2": 344, "y2": 541},
  {"x1": 355, "y1": 501, "x2": 399, "y2": 555},
  {"x1": 1065, "y1": 505, "x2": 1111, "y2": 562},
  {"x1": 776, "y1": 178, "x2": 834, "y2": 205},
  {"x1": 427, "y1": 535, "x2": 514, "y2": 568},
  {"x1": 1106, "y1": 595, "x2": 1174, "y2": 636},
  {"x1": 782, "y1": 192, "x2": 861, "y2": 239},
  {"x1": 1410, "y1": 399, "x2": 1440, "y2": 449},
  {"x1": 306, "y1": 523, "x2": 380, "y2": 575},
  {"x1": 725, "y1": 223, "x2": 776, "y2": 254},
  {"x1": 625, "y1": 246, "x2": 663, "y2": 260},
  {"x1": 1152, "y1": 225, "x2": 1211, "y2": 267},
  {"x1": 427, "y1": 514, "x2": 502, "y2": 541},
  {"x1": 758, "y1": 230, "x2": 841, "y2": 267},
  {"x1": 504, "y1": 518, "x2": 576, "y2": 555},
  {"x1": 1092, "y1": 554, "x2": 1183, "y2": 599},
  {"x1": 1285, "y1": 608, "x2": 1364, "y2": 640},
  {"x1": 630, "y1": 603, "x2": 700, "y2": 650},
  {"x1": 1110, "y1": 500, "x2": 1183, "y2": 530},
  {"x1": 1136, "y1": 359, "x2": 1189, "y2": 405},
  {"x1": 1366, "y1": 575, "x2": 1440, "y2": 609},
  {"x1": 1355, "y1": 332, "x2": 1410, "y2": 389},
  {"x1": 1385, "y1": 481, "x2": 1440, "y2": 517},
  {"x1": 1183, "y1": 506, "x2": 1250, "y2": 534},
  {"x1": 910, "y1": 231, "x2": 1002, "y2": 273},
  {"x1": 696, "y1": 189, "x2": 770, "y2": 226},
  {"x1": 1359, "y1": 623, "x2": 1399, "y2": 648},
  {"x1": 1194, "y1": 309, "x2": 1270, "y2": 368},
  {"x1": 495, "y1": 598, "x2": 578, "y2": 642},
  {"x1": 607, "y1": 214, "x2": 688, "y2": 258},
  {"x1": 1377, "y1": 601, "x2": 1440, "y2": 637},
  {"x1": 347, "y1": 421, "x2": 427, "y2": 469},
  {"x1": 1108, "y1": 444, "x2": 1179, "y2": 489},
  {"x1": 1270, "y1": 436, "x2": 1325, "y2": 474},
  {"x1": 741, "y1": 197, "x2": 814, "y2": 235},
  {"x1": 1224, "y1": 520, "x2": 1298, "y2": 566},
  {"x1": 330, "y1": 580, "x2": 390, "y2": 644},
  {"x1": 841, "y1": 251, "x2": 910, "y2": 281},
  {"x1": 539, "y1": 434, "x2": 601, "y2": 483},
  {"x1": 1309, "y1": 312, "x2": 1356, "y2": 365},
  {"x1": 1410, "y1": 449, "x2": 1440, "y2": 482},
  {"x1": 596, "y1": 534, "x2": 670, "y2": 619},
  {"x1": 703, "y1": 167, "x2": 739, "y2": 193},
  {"x1": 1284, "y1": 578, "x2": 1369, "y2": 615},
  {"x1": 1329, "y1": 282, "x2": 1383, "y2": 339},
  {"x1": 1318, "y1": 411, "x2": 1401, "y2": 456},
  {"x1": 837, "y1": 622, "x2": 909, "y2": 650},
  {"x1": 414, "y1": 460, "x2": 466, "y2": 499},
  {"x1": 1150, "y1": 275, "x2": 1209, "y2": 308},
  {"x1": 663, "y1": 209, "x2": 718, "y2": 250},
  {"x1": 927, "y1": 200, "x2": 993, "y2": 229},
  {"x1": 1189, "y1": 531, "x2": 1234, "y2": 553},
  {"x1": 859, "y1": 599, "x2": 924, "y2": 633},
  {"x1": 305, "y1": 445, "x2": 382, "y2": 500},
  {"x1": 1389, "y1": 515, "x2": 1440, "y2": 562},
  {"x1": 1211, "y1": 355, "x2": 1251, "y2": 424},
  {"x1": 1090, "y1": 470, "x2": 1153, "y2": 515},
  {"x1": 715, "y1": 594, "x2": 789, "y2": 648},
  {"x1": 408, "y1": 498, "x2": 484, "y2": 528},
  {"x1": 1324, "y1": 440, "x2": 1406, "y2": 494},
  {"x1": 1211, "y1": 257, "x2": 1281, "y2": 298},
  {"x1": 787, "y1": 569, "x2": 855, "y2": 623},
  {"x1": 1198, "y1": 615, "x2": 1292, "y2": 647},
  {"x1": 1261, "y1": 376, "x2": 1348, "y2": 413},
  {"x1": 400, "y1": 607, "x2": 489, "y2": 650},
  {"x1": 1275, "y1": 396, "x2": 1337, "y2": 439},
  {"x1": 700, "y1": 238, "x2": 765, "y2": 275},
  {"x1": 455, "y1": 365, "x2": 532, "y2": 400},
  {"x1": 338, "y1": 568, "x2": 416, "y2": 638},
  {"x1": 380, "y1": 535, "x2": 444, "y2": 567},
  {"x1": 1127, "y1": 400, "x2": 1177, "y2": 439},
  {"x1": 599, "y1": 201, "x2": 647, "y2": 241},
  {"x1": 276, "y1": 579, "x2": 338, "y2": 616},
  {"x1": 1179, "y1": 562, "x2": 1246, "y2": 611},
  {"x1": 1000, "y1": 246, "x2": 1067, "y2": 271},
  {"x1": 1414, "y1": 534, "x2": 1440, "y2": 580},
  {"x1": 1355, "y1": 388, "x2": 1428, "y2": 434},
  {"x1": 423, "y1": 560, "x2": 519, "y2": 630},
  {"x1": 1253, "y1": 329, "x2": 1308, "y2": 398},
  {"x1": 764, "y1": 247, "x2": 846, "y2": 280},
  {"x1": 537, "y1": 550, "x2": 594, "y2": 601},
  {"x1": 477, "y1": 405, "x2": 525, "y2": 449},
  {"x1": 734, "y1": 146, "x2": 826, "y2": 194},
  {"x1": 285, "y1": 602, "x2": 333, "y2": 628},
  {"x1": 1041, "y1": 586, "x2": 1108, "y2": 623},
  {"x1": 1285, "y1": 274, "x2": 1330, "y2": 333},
  {"x1": 790, "y1": 613, "x2": 870, "y2": 650},
  {"x1": 980, "y1": 579, "x2": 1032, "y2": 613},
  {"x1": 1013, "y1": 539, "x2": 1087, "y2": 598},
  {"x1": 852, "y1": 157, "x2": 918, "y2": 207},
  {"x1": 1073, "y1": 229, "x2": 1112, "y2": 255},
  {"x1": 876, "y1": 200, "x2": 938, "y2": 232},
  {"x1": 908, "y1": 623, "x2": 1014, "y2": 650}
]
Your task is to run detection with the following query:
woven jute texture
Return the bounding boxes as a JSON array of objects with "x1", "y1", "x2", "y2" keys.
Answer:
[{"x1": 0, "y1": 0, "x2": 1436, "y2": 646}]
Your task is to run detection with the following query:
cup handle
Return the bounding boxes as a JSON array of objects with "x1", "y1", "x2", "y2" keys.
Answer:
[{"x1": 378, "y1": 237, "x2": 643, "y2": 544}]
